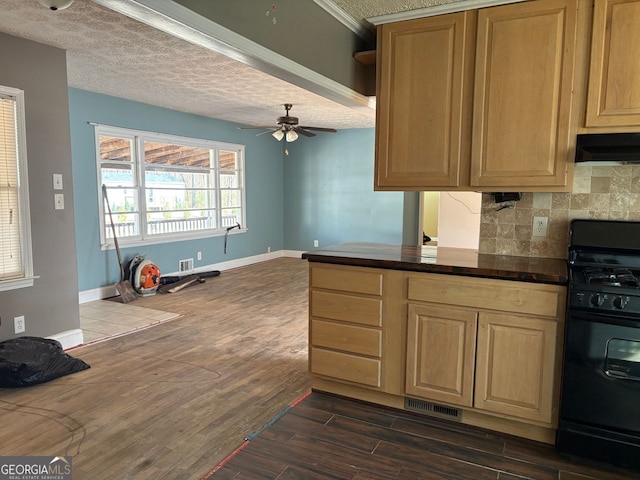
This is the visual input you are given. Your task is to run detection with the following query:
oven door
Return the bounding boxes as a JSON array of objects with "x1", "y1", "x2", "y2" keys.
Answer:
[{"x1": 560, "y1": 310, "x2": 640, "y2": 433}]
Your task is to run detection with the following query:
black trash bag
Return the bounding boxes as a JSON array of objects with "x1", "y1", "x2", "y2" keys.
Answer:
[{"x1": 0, "y1": 336, "x2": 90, "y2": 388}]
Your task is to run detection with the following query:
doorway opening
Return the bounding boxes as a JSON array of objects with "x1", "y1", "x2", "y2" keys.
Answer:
[{"x1": 418, "y1": 192, "x2": 482, "y2": 250}]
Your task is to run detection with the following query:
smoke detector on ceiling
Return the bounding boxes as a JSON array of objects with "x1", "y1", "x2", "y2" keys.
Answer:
[{"x1": 36, "y1": 0, "x2": 74, "y2": 11}]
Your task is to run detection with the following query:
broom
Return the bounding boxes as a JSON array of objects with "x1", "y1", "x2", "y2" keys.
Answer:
[{"x1": 102, "y1": 185, "x2": 138, "y2": 303}]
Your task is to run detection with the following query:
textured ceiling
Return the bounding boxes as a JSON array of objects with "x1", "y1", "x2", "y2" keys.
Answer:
[
  {"x1": 334, "y1": 0, "x2": 464, "y2": 27},
  {"x1": 0, "y1": 0, "x2": 465, "y2": 131}
]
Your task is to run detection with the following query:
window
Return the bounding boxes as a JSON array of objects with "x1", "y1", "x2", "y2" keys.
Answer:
[
  {"x1": 0, "y1": 86, "x2": 34, "y2": 291},
  {"x1": 96, "y1": 125, "x2": 245, "y2": 247}
]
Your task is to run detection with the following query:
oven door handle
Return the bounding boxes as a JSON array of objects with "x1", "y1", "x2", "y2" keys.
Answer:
[
  {"x1": 568, "y1": 311, "x2": 640, "y2": 329},
  {"x1": 605, "y1": 370, "x2": 640, "y2": 381}
]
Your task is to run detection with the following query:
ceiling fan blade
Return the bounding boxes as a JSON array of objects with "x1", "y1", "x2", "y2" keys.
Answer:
[
  {"x1": 256, "y1": 129, "x2": 278, "y2": 136},
  {"x1": 299, "y1": 126, "x2": 337, "y2": 133},
  {"x1": 294, "y1": 127, "x2": 316, "y2": 137},
  {"x1": 237, "y1": 125, "x2": 278, "y2": 130}
]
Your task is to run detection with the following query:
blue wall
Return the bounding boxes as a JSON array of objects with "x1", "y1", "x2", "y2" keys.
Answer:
[
  {"x1": 283, "y1": 129, "x2": 404, "y2": 250},
  {"x1": 70, "y1": 89, "x2": 406, "y2": 292},
  {"x1": 69, "y1": 88, "x2": 284, "y2": 291}
]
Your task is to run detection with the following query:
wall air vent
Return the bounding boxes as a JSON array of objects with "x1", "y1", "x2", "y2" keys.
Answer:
[
  {"x1": 179, "y1": 258, "x2": 194, "y2": 273},
  {"x1": 405, "y1": 397, "x2": 462, "y2": 422}
]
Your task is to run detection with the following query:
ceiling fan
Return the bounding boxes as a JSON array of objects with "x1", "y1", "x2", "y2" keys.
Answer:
[{"x1": 238, "y1": 104, "x2": 337, "y2": 142}]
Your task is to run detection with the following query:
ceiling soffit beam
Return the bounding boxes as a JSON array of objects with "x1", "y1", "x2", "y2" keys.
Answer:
[
  {"x1": 368, "y1": 0, "x2": 529, "y2": 25},
  {"x1": 93, "y1": 0, "x2": 375, "y2": 117}
]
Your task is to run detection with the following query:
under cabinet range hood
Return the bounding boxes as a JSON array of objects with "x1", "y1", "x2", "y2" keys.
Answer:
[{"x1": 576, "y1": 133, "x2": 640, "y2": 163}]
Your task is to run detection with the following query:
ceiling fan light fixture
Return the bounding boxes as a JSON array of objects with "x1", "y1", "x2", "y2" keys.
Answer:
[
  {"x1": 36, "y1": 0, "x2": 74, "y2": 10},
  {"x1": 238, "y1": 104, "x2": 336, "y2": 141},
  {"x1": 286, "y1": 130, "x2": 298, "y2": 142}
]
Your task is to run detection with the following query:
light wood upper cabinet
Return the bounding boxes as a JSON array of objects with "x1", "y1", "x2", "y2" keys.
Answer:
[
  {"x1": 375, "y1": 0, "x2": 580, "y2": 191},
  {"x1": 375, "y1": 12, "x2": 476, "y2": 189},
  {"x1": 471, "y1": 0, "x2": 578, "y2": 188},
  {"x1": 585, "y1": 0, "x2": 640, "y2": 127}
]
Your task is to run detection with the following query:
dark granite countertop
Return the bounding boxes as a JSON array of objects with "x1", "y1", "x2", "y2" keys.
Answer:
[{"x1": 303, "y1": 243, "x2": 568, "y2": 285}]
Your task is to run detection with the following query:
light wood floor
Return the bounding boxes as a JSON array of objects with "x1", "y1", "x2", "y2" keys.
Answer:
[{"x1": 0, "y1": 258, "x2": 311, "y2": 480}]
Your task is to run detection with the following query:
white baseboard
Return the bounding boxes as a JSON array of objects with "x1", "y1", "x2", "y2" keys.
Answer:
[
  {"x1": 282, "y1": 250, "x2": 307, "y2": 258},
  {"x1": 79, "y1": 250, "x2": 308, "y2": 303},
  {"x1": 48, "y1": 328, "x2": 84, "y2": 350},
  {"x1": 79, "y1": 285, "x2": 117, "y2": 304}
]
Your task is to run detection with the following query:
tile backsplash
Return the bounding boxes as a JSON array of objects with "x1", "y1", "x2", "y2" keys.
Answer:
[{"x1": 479, "y1": 165, "x2": 640, "y2": 259}]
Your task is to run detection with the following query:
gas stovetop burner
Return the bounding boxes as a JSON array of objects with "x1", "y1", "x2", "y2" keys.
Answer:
[{"x1": 583, "y1": 267, "x2": 640, "y2": 288}]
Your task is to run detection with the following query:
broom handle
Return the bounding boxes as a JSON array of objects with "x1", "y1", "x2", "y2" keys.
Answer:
[{"x1": 102, "y1": 185, "x2": 125, "y2": 278}]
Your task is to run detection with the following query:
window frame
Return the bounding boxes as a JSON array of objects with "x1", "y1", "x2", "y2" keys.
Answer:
[
  {"x1": 0, "y1": 86, "x2": 34, "y2": 292},
  {"x1": 95, "y1": 124, "x2": 246, "y2": 250}
]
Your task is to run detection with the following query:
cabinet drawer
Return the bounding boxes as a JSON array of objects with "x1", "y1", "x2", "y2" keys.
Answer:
[
  {"x1": 407, "y1": 274, "x2": 563, "y2": 317},
  {"x1": 311, "y1": 347, "x2": 382, "y2": 387},
  {"x1": 311, "y1": 291, "x2": 383, "y2": 327},
  {"x1": 311, "y1": 320, "x2": 382, "y2": 357},
  {"x1": 311, "y1": 266, "x2": 383, "y2": 296}
]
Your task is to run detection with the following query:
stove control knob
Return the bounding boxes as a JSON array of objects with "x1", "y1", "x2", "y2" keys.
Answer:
[
  {"x1": 613, "y1": 296, "x2": 629, "y2": 309},
  {"x1": 590, "y1": 294, "x2": 605, "y2": 307}
]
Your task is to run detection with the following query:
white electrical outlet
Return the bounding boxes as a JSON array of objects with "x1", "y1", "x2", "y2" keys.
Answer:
[
  {"x1": 54, "y1": 193, "x2": 64, "y2": 210},
  {"x1": 314, "y1": 240, "x2": 319, "y2": 247},
  {"x1": 267, "y1": 246, "x2": 271, "y2": 253},
  {"x1": 197, "y1": 251, "x2": 202, "y2": 261},
  {"x1": 53, "y1": 173, "x2": 63, "y2": 190},
  {"x1": 533, "y1": 216, "x2": 548, "y2": 237},
  {"x1": 14, "y1": 316, "x2": 25, "y2": 334}
]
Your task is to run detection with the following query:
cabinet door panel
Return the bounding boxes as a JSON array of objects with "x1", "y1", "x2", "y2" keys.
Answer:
[
  {"x1": 586, "y1": 0, "x2": 640, "y2": 127},
  {"x1": 375, "y1": 12, "x2": 475, "y2": 189},
  {"x1": 406, "y1": 304, "x2": 477, "y2": 407},
  {"x1": 475, "y1": 312, "x2": 557, "y2": 423},
  {"x1": 471, "y1": 0, "x2": 577, "y2": 187}
]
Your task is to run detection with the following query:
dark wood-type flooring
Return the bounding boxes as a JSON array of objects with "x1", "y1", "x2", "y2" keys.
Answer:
[{"x1": 212, "y1": 392, "x2": 640, "y2": 480}]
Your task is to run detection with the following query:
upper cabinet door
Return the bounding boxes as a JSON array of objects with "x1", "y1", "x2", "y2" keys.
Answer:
[
  {"x1": 375, "y1": 12, "x2": 476, "y2": 190},
  {"x1": 586, "y1": 0, "x2": 640, "y2": 127},
  {"x1": 471, "y1": 0, "x2": 578, "y2": 188}
]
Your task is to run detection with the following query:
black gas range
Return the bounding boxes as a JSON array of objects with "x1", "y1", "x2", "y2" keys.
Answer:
[
  {"x1": 569, "y1": 255, "x2": 640, "y2": 315},
  {"x1": 557, "y1": 220, "x2": 640, "y2": 470}
]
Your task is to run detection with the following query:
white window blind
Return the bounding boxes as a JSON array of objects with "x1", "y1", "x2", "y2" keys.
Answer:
[{"x1": 0, "y1": 87, "x2": 34, "y2": 291}]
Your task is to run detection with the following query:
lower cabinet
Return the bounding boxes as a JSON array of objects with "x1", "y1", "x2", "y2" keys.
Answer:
[
  {"x1": 308, "y1": 263, "x2": 404, "y2": 395},
  {"x1": 475, "y1": 312, "x2": 558, "y2": 423},
  {"x1": 308, "y1": 264, "x2": 566, "y2": 443},
  {"x1": 406, "y1": 304, "x2": 477, "y2": 407},
  {"x1": 407, "y1": 306, "x2": 559, "y2": 424},
  {"x1": 405, "y1": 273, "x2": 565, "y2": 431}
]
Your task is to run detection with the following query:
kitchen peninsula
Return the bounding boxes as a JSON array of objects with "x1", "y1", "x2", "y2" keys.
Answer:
[{"x1": 304, "y1": 243, "x2": 567, "y2": 444}]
